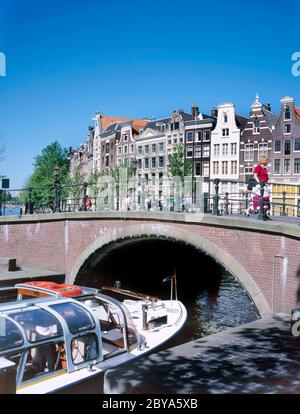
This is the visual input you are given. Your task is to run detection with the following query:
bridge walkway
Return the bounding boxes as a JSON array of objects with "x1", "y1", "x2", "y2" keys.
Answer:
[{"x1": 104, "y1": 315, "x2": 300, "y2": 394}]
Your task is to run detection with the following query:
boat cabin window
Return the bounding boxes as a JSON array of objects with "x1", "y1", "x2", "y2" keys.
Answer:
[
  {"x1": 0, "y1": 288, "x2": 18, "y2": 304},
  {"x1": 71, "y1": 333, "x2": 99, "y2": 365},
  {"x1": 0, "y1": 316, "x2": 24, "y2": 351},
  {"x1": 9, "y1": 309, "x2": 63, "y2": 343},
  {"x1": 49, "y1": 302, "x2": 94, "y2": 334},
  {"x1": 81, "y1": 296, "x2": 139, "y2": 354},
  {"x1": 22, "y1": 340, "x2": 66, "y2": 383}
]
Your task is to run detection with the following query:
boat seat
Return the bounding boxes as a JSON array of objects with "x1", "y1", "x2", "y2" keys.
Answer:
[{"x1": 101, "y1": 328, "x2": 124, "y2": 349}]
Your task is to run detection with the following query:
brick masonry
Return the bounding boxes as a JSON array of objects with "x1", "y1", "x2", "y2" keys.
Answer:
[{"x1": 1, "y1": 212, "x2": 300, "y2": 316}]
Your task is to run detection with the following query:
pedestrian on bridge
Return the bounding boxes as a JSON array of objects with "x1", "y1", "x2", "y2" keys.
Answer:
[{"x1": 253, "y1": 156, "x2": 270, "y2": 217}]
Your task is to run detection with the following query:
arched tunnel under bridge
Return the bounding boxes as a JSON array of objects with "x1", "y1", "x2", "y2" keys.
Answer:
[{"x1": 75, "y1": 237, "x2": 260, "y2": 346}]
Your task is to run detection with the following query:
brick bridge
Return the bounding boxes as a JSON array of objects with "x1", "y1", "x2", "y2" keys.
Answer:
[{"x1": 1, "y1": 211, "x2": 300, "y2": 317}]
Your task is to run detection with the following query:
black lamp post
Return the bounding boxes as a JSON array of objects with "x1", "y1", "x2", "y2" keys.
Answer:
[
  {"x1": 53, "y1": 165, "x2": 61, "y2": 213},
  {"x1": 212, "y1": 178, "x2": 220, "y2": 215},
  {"x1": 0, "y1": 188, "x2": 2, "y2": 217},
  {"x1": 132, "y1": 159, "x2": 138, "y2": 211},
  {"x1": 0, "y1": 178, "x2": 10, "y2": 216}
]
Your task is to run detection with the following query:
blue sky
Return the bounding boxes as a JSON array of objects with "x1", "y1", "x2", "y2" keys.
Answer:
[{"x1": 0, "y1": 0, "x2": 299, "y2": 188}]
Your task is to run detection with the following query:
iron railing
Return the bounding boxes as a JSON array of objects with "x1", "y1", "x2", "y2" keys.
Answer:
[{"x1": 0, "y1": 177, "x2": 300, "y2": 224}]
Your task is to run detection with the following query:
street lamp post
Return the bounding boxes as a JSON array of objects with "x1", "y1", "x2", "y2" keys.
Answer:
[
  {"x1": 0, "y1": 189, "x2": 2, "y2": 217},
  {"x1": 212, "y1": 178, "x2": 220, "y2": 215},
  {"x1": 133, "y1": 159, "x2": 138, "y2": 211},
  {"x1": 82, "y1": 182, "x2": 88, "y2": 211},
  {"x1": 53, "y1": 165, "x2": 61, "y2": 213},
  {"x1": 0, "y1": 178, "x2": 10, "y2": 216}
]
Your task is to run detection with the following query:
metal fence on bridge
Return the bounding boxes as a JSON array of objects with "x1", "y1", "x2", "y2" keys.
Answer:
[{"x1": 1, "y1": 177, "x2": 300, "y2": 223}]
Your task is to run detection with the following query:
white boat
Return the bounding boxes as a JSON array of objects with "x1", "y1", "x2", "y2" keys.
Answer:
[{"x1": 0, "y1": 281, "x2": 187, "y2": 394}]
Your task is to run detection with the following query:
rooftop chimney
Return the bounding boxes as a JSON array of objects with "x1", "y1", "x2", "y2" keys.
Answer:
[
  {"x1": 211, "y1": 108, "x2": 218, "y2": 118},
  {"x1": 264, "y1": 102, "x2": 271, "y2": 111},
  {"x1": 191, "y1": 105, "x2": 199, "y2": 119}
]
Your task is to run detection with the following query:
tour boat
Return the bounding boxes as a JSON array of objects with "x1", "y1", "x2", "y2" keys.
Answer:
[{"x1": 0, "y1": 281, "x2": 187, "y2": 394}]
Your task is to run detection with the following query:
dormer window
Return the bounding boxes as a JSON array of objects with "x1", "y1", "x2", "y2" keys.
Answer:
[
  {"x1": 253, "y1": 118, "x2": 260, "y2": 134},
  {"x1": 284, "y1": 106, "x2": 291, "y2": 120},
  {"x1": 223, "y1": 112, "x2": 228, "y2": 123}
]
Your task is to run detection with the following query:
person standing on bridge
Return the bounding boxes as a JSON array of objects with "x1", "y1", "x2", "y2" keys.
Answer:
[{"x1": 252, "y1": 155, "x2": 271, "y2": 218}]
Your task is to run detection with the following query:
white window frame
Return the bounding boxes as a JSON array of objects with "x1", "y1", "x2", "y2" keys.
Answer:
[
  {"x1": 294, "y1": 138, "x2": 300, "y2": 152},
  {"x1": 244, "y1": 144, "x2": 254, "y2": 161},
  {"x1": 202, "y1": 161, "x2": 209, "y2": 177},
  {"x1": 231, "y1": 161, "x2": 237, "y2": 175},
  {"x1": 195, "y1": 145, "x2": 201, "y2": 158},
  {"x1": 203, "y1": 130, "x2": 210, "y2": 141},
  {"x1": 274, "y1": 140, "x2": 281, "y2": 153},
  {"x1": 203, "y1": 145, "x2": 210, "y2": 157},
  {"x1": 258, "y1": 143, "x2": 268, "y2": 158},
  {"x1": 186, "y1": 146, "x2": 193, "y2": 158},
  {"x1": 214, "y1": 144, "x2": 220, "y2": 157},
  {"x1": 222, "y1": 128, "x2": 229, "y2": 137},
  {"x1": 222, "y1": 161, "x2": 228, "y2": 175},
  {"x1": 186, "y1": 131, "x2": 194, "y2": 142},
  {"x1": 294, "y1": 158, "x2": 300, "y2": 175},
  {"x1": 213, "y1": 161, "x2": 219, "y2": 175},
  {"x1": 222, "y1": 143, "x2": 228, "y2": 156},
  {"x1": 274, "y1": 159, "x2": 281, "y2": 175},
  {"x1": 283, "y1": 158, "x2": 291, "y2": 174},
  {"x1": 284, "y1": 124, "x2": 291, "y2": 134},
  {"x1": 230, "y1": 143, "x2": 237, "y2": 156},
  {"x1": 253, "y1": 119, "x2": 260, "y2": 134}
]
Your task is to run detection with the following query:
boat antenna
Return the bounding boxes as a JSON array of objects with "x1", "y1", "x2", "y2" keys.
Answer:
[{"x1": 174, "y1": 269, "x2": 178, "y2": 301}]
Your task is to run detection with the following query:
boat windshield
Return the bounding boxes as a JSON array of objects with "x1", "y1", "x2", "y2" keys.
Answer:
[
  {"x1": 9, "y1": 309, "x2": 63, "y2": 343},
  {"x1": 0, "y1": 316, "x2": 24, "y2": 351},
  {"x1": 49, "y1": 302, "x2": 95, "y2": 334},
  {"x1": 120, "y1": 302, "x2": 140, "y2": 350},
  {"x1": 80, "y1": 295, "x2": 139, "y2": 351}
]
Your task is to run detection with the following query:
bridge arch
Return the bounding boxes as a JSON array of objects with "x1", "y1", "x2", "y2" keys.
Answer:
[{"x1": 68, "y1": 223, "x2": 270, "y2": 316}]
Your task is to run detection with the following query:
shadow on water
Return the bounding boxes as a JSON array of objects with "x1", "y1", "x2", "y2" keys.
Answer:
[{"x1": 76, "y1": 237, "x2": 259, "y2": 346}]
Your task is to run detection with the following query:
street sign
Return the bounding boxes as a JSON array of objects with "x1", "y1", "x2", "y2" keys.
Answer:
[{"x1": 1, "y1": 179, "x2": 9, "y2": 189}]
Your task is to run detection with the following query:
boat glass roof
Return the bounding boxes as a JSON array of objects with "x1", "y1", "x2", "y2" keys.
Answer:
[
  {"x1": 8, "y1": 309, "x2": 63, "y2": 343},
  {"x1": 0, "y1": 316, "x2": 24, "y2": 351},
  {"x1": 49, "y1": 302, "x2": 94, "y2": 334}
]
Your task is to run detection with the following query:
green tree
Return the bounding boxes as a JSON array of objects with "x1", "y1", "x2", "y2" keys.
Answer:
[
  {"x1": 20, "y1": 141, "x2": 70, "y2": 208},
  {"x1": 67, "y1": 170, "x2": 85, "y2": 210},
  {"x1": 168, "y1": 144, "x2": 193, "y2": 178}
]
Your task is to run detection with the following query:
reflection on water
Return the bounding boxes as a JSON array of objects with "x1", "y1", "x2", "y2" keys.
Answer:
[{"x1": 185, "y1": 272, "x2": 258, "y2": 341}]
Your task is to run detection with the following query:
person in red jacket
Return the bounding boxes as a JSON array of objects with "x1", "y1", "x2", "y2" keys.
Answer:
[
  {"x1": 252, "y1": 156, "x2": 270, "y2": 217},
  {"x1": 85, "y1": 195, "x2": 92, "y2": 210},
  {"x1": 253, "y1": 155, "x2": 269, "y2": 184}
]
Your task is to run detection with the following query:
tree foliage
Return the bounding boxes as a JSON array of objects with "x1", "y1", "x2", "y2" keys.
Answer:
[
  {"x1": 168, "y1": 144, "x2": 193, "y2": 178},
  {"x1": 20, "y1": 141, "x2": 70, "y2": 207}
]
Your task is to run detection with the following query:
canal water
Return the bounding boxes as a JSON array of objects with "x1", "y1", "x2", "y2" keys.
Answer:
[
  {"x1": 77, "y1": 238, "x2": 260, "y2": 348},
  {"x1": 1, "y1": 206, "x2": 22, "y2": 216}
]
